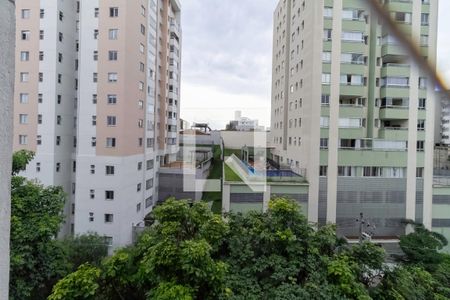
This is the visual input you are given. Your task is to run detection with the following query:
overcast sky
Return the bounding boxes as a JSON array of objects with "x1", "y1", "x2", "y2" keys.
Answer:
[{"x1": 180, "y1": 0, "x2": 450, "y2": 130}]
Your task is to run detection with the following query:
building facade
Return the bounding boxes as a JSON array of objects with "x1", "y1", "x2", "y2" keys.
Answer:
[
  {"x1": 270, "y1": 0, "x2": 438, "y2": 237},
  {"x1": 13, "y1": 0, "x2": 181, "y2": 248}
]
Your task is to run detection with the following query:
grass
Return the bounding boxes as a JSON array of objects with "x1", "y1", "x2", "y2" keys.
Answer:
[
  {"x1": 202, "y1": 145, "x2": 223, "y2": 213},
  {"x1": 223, "y1": 148, "x2": 242, "y2": 158},
  {"x1": 224, "y1": 164, "x2": 243, "y2": 182}
]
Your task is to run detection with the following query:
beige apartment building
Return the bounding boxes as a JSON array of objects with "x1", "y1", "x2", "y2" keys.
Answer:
[
  {"x1": 270, "y1": 0, "x2": 439, "y2": 237},
  {"x1": 13, "y1": 0, "x2": 181, "y2": 248}
]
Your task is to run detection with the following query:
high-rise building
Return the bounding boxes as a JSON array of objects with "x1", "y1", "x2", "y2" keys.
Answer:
[
  {"x1": 270, "y1": 0, "x2": 438, "y2": 237},
  {"x1": 13, "y1": 0, "x2": 181, "y2": 248}
]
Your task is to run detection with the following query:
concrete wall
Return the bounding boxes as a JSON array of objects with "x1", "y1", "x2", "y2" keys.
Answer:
[
  {"x1": 0, "y1": 1, "x2": 15, "y2": 297},
  {"x1": 221, "y1": 130, "x2": 269, "y2": 149}
]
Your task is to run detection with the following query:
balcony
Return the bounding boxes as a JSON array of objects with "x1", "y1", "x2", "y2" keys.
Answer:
[
  {"x1": 381, "y1": 44, "x2": 408, "y2": 61},
  {"x1": 339, "y1": 127, "x2": 365, "y2": 139},
  {"x1": 379, "y1": 107, "x2": 409, "y2": 120},
  {"x1": 380, "y1": 86, "x2": 410, "y2": 98},
  {"x1": 378, "y1": 127, "x2": 409, "y2": 140},
  {"x1": 381, "y1": 64, "x2": 410, "y2": 77},
  {"x1": 340, "y1": 85, "x2": 366, "y2": 97},
  {"x1": 339, "y1": 105, "x2": 365, "y2": 118}
]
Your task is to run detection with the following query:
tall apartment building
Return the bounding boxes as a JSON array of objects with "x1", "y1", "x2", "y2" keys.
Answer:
[
  {"x1": 13, "y1": 0, "x2": 181, "y2": 248},
  {"x1": 270, "y1": 0, "x2": 438, "y2": 237}
]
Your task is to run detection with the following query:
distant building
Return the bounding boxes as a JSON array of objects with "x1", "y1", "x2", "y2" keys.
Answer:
[
  {"x1": 226, "y1": 110, "x2": 264, "y2": 131},
  {"x1": 440, "y1": 91, "x2": 450, "y2": 145}
]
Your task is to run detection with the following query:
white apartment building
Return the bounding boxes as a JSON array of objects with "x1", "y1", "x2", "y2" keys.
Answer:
[{"x1": 13, "y1": 0, "x2": 182, "y2": 248}]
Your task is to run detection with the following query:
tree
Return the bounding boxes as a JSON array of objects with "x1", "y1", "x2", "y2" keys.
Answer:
[
  {"x1": 9, "y1": 168, "x2": 68, "y2": 299},
  {"x1": 62, "y1": 233, "x2": 109, "y2": 269},
  {"x1": 398, "y1": 222, "x2": 448, "y2": 271}
]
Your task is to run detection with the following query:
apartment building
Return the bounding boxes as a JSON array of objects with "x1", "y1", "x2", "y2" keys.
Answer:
[
  {"x1": 13, "y1": 0, "x2": 181, "y2": 248},
  {"x1": 270, "y1": 0, "x2": 438, "y2": 237}
]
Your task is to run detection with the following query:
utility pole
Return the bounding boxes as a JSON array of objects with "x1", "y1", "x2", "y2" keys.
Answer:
[
  {"x1": 0, "y1": 1, "x2": 15, "y2": 298},
  {"x1": 356, "y1": 212, "x2": 376, "y2": 243}
]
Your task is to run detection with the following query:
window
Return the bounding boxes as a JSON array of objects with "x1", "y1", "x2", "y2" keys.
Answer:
[
  {"x1": 321, "y1": 94, "x2": 330, "y2": 105},
  {"x1": 141, "y1": 5, "x2": 146, "y2": 16},
  {"x1": 323, "y1": 29, "x2": 332, "y2": 41},
  {"x1": 146, "y1": 159, "x2": 154, "y2": 170},
  {"x1": 363, "y1": 167, "x2": 382, "y2": 177},
  {"x1": 417, "y1": 141, "x2": 425, "y2": 152},
  {"x1": 21, "y1": 30, "x2": 30, "y2": 40},
  {"x1": 21, "y1": 9, "x2": 31, "y2": 19},
  {"x1": 420, "y1": 35, "x2": 428, "y2": 46},
  {"x1": 139, "y1": 81, "x2": 144, "y2": 90},
  {"x1": 19, "y1": 114, "x2": 28, "y2": 124},
  {"x1": 341, "y1": 53, "x2": 365, "y2": 65},
  {"x1": 340, "y1": 74, "x2": 363, "y2": 86},
  {"x1": 40, "y1": 9, "x2": 45, "y2": 18},
  {"x1": 342, "y1": 9, "x2": 364, "y2": 21},
  {"x1": 341, "y1": 31, "x2": 364, "y2": 42},
  {"x1": 322, "y1": 51, "x2": 331, "y2": 63},
  {"x1": 58, "y1": 53, "x2": 63, "y2": 62},
  {"x1": 94, "y1": 29, "x2": 99, "y2": 39},
  {"x1": 39, "y1": 51, "x2": 44, "y2": 61},
  {"x1": 93, "y1": 50, "x2": 98, "y2": 61},
  {"x1": 140, "y1": 62, "x2": 145, "y2": 72},
  {"x1": 106, "y1": 137, "x2": 116, "y2": 148},
  {"x1": 40, "y1": 30, "x2": 44, "y2": 40},
  {"x1": 138, "y1": 100, "x2": 144, "y2": 109},
  {"x1": 104, "y1": 214, "x2": 114, "y2": 223},
  {"x1": 110, "y1": 7, "x2": 119, "y2": 17},
  {"x1": 92, "y1": 94, "x2": 97, "y2": 104},
  {"x1": 393, "y1": 12, "x2": 411, "y2": 24},
  {"x1": 145, "y1": 196, "x2": 153, "y2": 208},
  {"x1": 106, "y1": 165, "x2": 115, "y2": 175},
  {"x1": 138, "y1": 162, "x2": 142, "y2": 170},
  {"x1": 94, "y1": 7, "x2": 99, "y2": 17},
  {"x1": 338, "y1": 166, "x2": 356, "y2": 177},
  {"x1": 381, "y1": 77, "x2": 409, "y2": 87},
  {"x1": 90, "y1": 190, "x2": 95, "y2": 199},
  {"x1": 90, "y1": 165, "x2": 95, "y2": 174},
  {"x1": 19, "y1": 93, "x2": 29, "y2": 104},
  {"x1": 20, "y1": 72, "x2": 29, "y2": 82},
  {"x1": 92, "y1": 115, "x2": 97, "y2": 125},
  {"x1": 319, "y1": 166, "x2": 328, "y2": 177},
  {"x1": 107, "y1": 94, "x2": 117, "y2": 104},
  {"x1": 56, "y1": 162, "x2": 61, "y2": 172},
  {"x1": 105, "y1": 190, "x2": 114, "y2": 200},
  {"x1": 56, "y1": 136, "x2": 61, "y2": 146},
  {"x1": 58, "y1": 32, "x2": 63, "y2": 42},
  {"x1": 416, "y1": 167, "x2": 424, "y2": 178},
  {"x1": 137, "y1": 183, "x2": 142, "y2": 192},
  {"x1": 421, "y1": 13, "x2": 429, "y2": 26},
  {"x1": 59, "y1": 11, "x2": 64, "y2": 21},
  {"x1": 36, "y1": 162, "x2": 41, "y2": 172},
  {"x1": 137, "y1": 203, "x2": 141, "y2": 212},
  {"x1": 138, "y1": 119, "x2": 144, "y2": 128},
  {"x1": 58, "y1": 74, "x2": 62, "y2": 83},
  {"x1": 93, "y1": 73, "x2": 98, "y2": 83},
  {"x1": 89, "y1": 212, "x2": 94, "y2": 222},
  {"x1": 38, "y1": 94, "x2": 43, "y2": 103},
  {"x1": 37, "y1": 135, "x2": 42, "y2": 145},
  {"x1": 20, "y1": 51, "x2": 29, "y2": 61},
  {"x1": 56, "y1": 115, "x2": 61, "y2": 125},
  {"x1": 146, "y1": 179, "x2": 154, "y2": 190},
  {"x1": 320, "y1": 116, "x2": 329, "y2": 128},
  {"x1": 19, "y1": 135, "x2": 28, "y2": 145},
  {"x1": 324, "y1": 7, "x2": 332, "y2": 18},
  {"x1": 39, "y1": 72, "x2": 43, "y2": 82},
  {"x1": 107, "y1": 116, "x2": 117, "y2": 126},
  {"x1": 320, "y1": 138, "x2": 328, "y2": 149},
  {"x1": 418, "y1": 98, "x2": 426, "y2": 109},
  {"x1": 109, "y1": 29, "x2": 118, "y2": 40},
  {"x1": 38, "y1": 114, "x2": 42, "y2": 124},
  {"x1": 140, "y1": 24, "x2": 145, "y2": 35},
  {"x1": 146, "y1": 138, "x2": 154, "y2": 148},
  {"x1": 417, "y1": 120, "x2": 425, "y2": 131},
  {"x1": 108, "y1": 73, "x2": 118, "y2": 82},
  {"x1": 321, "y1": 73, "x2": 331, "y2": 84},
  {"x1": 91, "y1": 137, "x2": 96, "y2": 147},
  {"x1": 419, "y1": 77, "x2": 427, "y2": 89},
  {"x1": 139, "y1": 43, "x2": 145, "y2": 53},
  {"x1": 108, "y1": 50, "x2": 118, "y2": 61}
]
